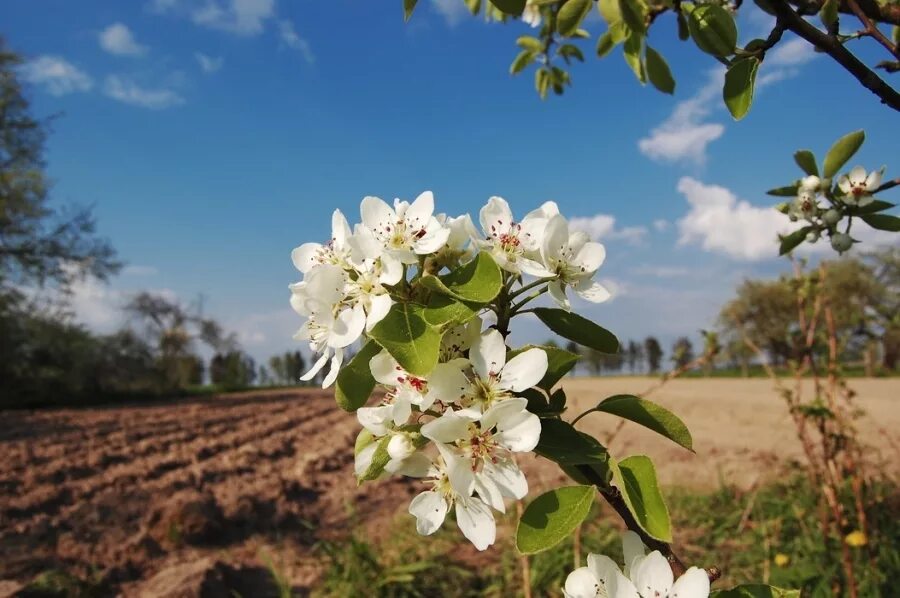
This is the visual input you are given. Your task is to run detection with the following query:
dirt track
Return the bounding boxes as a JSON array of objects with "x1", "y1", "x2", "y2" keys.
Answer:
[{"x1": 1, "y1": 378, "x2": 897, "y2": 595}]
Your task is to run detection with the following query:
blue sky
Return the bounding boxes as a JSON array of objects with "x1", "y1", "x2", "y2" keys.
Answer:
[{"x1": 6, "y1": 0, "x2": 898, "y2": 365}]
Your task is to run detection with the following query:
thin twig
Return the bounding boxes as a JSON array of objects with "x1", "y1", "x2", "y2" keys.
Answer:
[{"x1": 846, "y1": 0, "x2": 900, "y2": 60}]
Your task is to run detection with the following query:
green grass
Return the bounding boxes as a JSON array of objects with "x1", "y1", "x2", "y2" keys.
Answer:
[{"x1": 313, "y1": 477, "x2": 900, "y2": 597}]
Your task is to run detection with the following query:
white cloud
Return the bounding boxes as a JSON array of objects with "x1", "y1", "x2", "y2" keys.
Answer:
[
  {"x1": 122, "y1": 265, "x2": 159, "y2": 276},
  {"x1": 652, "y1": 219, "x2": 669, "y2": 232},
  {"x1": 768, "y1": 37, "x2": 817, "y2": 67},
  {"x1": 675, "y1": 177, "x2": 895, "y2": 261},
  {"x1": 634, "y1": 265, "x2": 692, "y2": 278},
  {"x1": 569, "y1": 214, "x2": 648, "y2": 245},
  {"x1": 20, "y1": 56, "x2": 93, "y2": 96},
  {"x1": 103, "y1": 75, "x2": 185, "y2": 109},
  {"x1": 637, "y1": 69, "x2": 726, "y2": 165},
  {"x1": 195, "y1": 52, "x2": 224, "y2": 73},
  {"x1": 277, "y1": 19, "x2": 315, "y2": 64},
  {"x1": 192, "y1": 0, "x2": 275, "y2": 35},
  {"x1": 99, "y1": 23, "x2": 148, "y2": 56},
  {"x1": 431, "y1": 0, "x2": 470, "y2": 26}
]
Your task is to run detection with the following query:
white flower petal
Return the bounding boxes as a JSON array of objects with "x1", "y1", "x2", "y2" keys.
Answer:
[
  {"x1": 329, "y1": 304, "x2": 366, "y2": 348},
  {"x1": 361, "y1": 196, "x2": 395, "y2": 242},
  {"x1": 542, "y1": 214, "x2": 569, "y2": 263},
  {"x1": 482, "y1": 459, "x2": 528, "y2": 500},
  {"x1": 387, "y1": 434, "x2": 415, "y2": 461},
  {"x1": 499, "y1": 348, "x2": 548, "y2": 392},
  {"x1": 357, "y1": 404, "x2": 394, "y2": 436},
  {"x1": 350, "y1": 224, "x2": 383, "y2": 261},
  {"x1": 573, "y1": 279, "x2": 611, "y2": 304},
  {"x1": 837, "y1": 174, "x2": 852, "y2": 194},
  {"x1": 587, "y1": 553, "x2": 622, "y2": 588},
  {"x1": 848, "y1": 165, "x2": 867, "y2": 185},
  {"x1": 379, "y1": 253, "x2": 403, "y2": 285},
  {"x1": 548, "y1": 280, "x2": 570, "y2": 311},
  {"x1": 370, "y1": 350, "x2": 403, "y2": 385},
  {"x1": 291, "y1": 243, "x2": 322, "y2": 273},
  {"x1": 563, "y1": 567, "x2": 602, "y2": 598},
  {"x1": 865, "y1": 168, "x2": 883, "y2": 191},
  {"x1": 413, "y1": 218, "x2": 452, "y2": 254},
  {"x1": 366, "y1": 293, "x2": 393, "y2": 332},
  {"x1": 421, "y1": 413, "x2": 472, "y2": 444},
  {"x1": 631, "y1": 551, "x2": 673, "y2": 598},
  {"x1": 573, "y1": 241, "x2": 606, "y2": 274},
  {"x1": 321, "y1": 348, "x2": 343, "y2": 388},
  {"x1": 519, "y1": 257, "x2": 555, "y2": 278},
  {"x1": 392, "y1": 393, "x2": 413, "y2": 426},
  {"x1": 386, "y1": 452, "x2": 432, "y2": 478},
  {"x1": 494, "y1": 410, "x2": 541, "y2": 453},
  {"x1": 621, "y1": 530, "x2": 646, "y2": 578},
  {"x1": 405, "y1": 190, "x2": 435, "y2": 229},
  {"x1": 354, "y1": 443, "x2": 377, "y2": 477},
  {"x1": 473, "y1": 472, "x2": 505, "y2": 513},
  {"x1": 480, "y1": 396, "x2": 529, "y2": 430},
  {"x1": 608, "y1": 569, "x2": 640, "y2": 598},
  {"x1": 409, "y1": 490, "x2": 448, "y2": 536},
  {"x1": 472, "y1": 329, "x2": 507, "y2": 381},
  {"x1": 424, "y1": 362, "x2": 470, "y2": 407},
  {"x1": 479, "y1": 196, "x2": 514, "y2": 238},
  {"x1": 671, "y1": 567, "x2": 710, "y2": 598},
  {"x1": 455, "y1": 497, "x2": 496, "y2": 551},
  {"x1": 300, "y1": 351, "x2": 329, "y2": 381},
  {"x1": 331, "y1": 209, "x2": 352, "y2": 247}
]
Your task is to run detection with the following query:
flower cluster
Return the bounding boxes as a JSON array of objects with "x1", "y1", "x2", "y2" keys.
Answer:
[
  {"x1": 564, "y1": 531, "x2": 710, "y2": 598},
  {"x1": 289, "y1": 192, "x2": 610, "y2": 549},
  {"x1": 787, "y1": 166, "x2": 884, "y2": 253}
]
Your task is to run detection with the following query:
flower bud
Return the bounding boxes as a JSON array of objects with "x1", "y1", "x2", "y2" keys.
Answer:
[
  {"x1": 822, "y1": 209, "x2": 841, "y2": 226},
  {"x1": 799, "y1": 175, "x2": 821, "y2": 192},
  {"x1": 387, "y1": 433, "x2": 416, "y2": 461},
  {"x1": 830, "y1": 233, "x2": 853, "y2": 253},
  {"x1": 806, "y1": 229, "x2": 820, "y2": 243}
]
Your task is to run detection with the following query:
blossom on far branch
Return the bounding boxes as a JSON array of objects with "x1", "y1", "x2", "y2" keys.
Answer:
[
  {"x1": 564, "y1": 531, "x2": 710, "y2": 598},
  {"x1": 837, "y1": 165, "x2": 883, "y2": 207}
]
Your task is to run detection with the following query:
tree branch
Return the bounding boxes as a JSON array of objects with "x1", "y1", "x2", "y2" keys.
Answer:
[
  {"x1": 873, "y1": 177, "x2": 900, "y2": 193},
  {"x1": 769, "y1": 0, "x2": 900, "y2": 111},
  {"x1": 788, "y1": 0, "x2": 900, "y2": 26},
  {"x1": 845, "y1": 0, "x2": 900, "y2": 60}
]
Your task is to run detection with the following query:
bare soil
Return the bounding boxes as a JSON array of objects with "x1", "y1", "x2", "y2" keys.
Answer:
[{"x1": 1, "y1": 378, "x2": 897, "y2": 595}]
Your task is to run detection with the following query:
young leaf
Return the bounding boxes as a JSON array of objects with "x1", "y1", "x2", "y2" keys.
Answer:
[
  {"x1": 823, "y1": 130, "x2": 865, "y2": 178},
  {"x1": 766, "y1": 184, "x2": 800, "y2": 197},
  {"x1": 861, "y1": 213, "x2": 900, "y2": 232},
  {"x1": 517, "y1": 35, "x2": 543, "y2": 52},
  {"x1": 465, "y1": 0, "x2": 482, "y2": 14},
  {"x1": 618, "y1": 0, "x2": 646, "y2": 34},
  {"x1": 793, "y1": 150, "x2": 818, "y2": 176},
  {"x1": 419, "y1": 252, "x2": 502, "y2": 303},
  {"x1": 688, "y1": 4, "x2": 737, "y2": 57},
  {"x1": 848, "y1": 199, "x2": 895, "y2": 215},
  {"x1": 489, "y1": 0, "x2": 526, "y2": 15},
  {"x1": 557, "y1": 0, "x2": 592, "y2": 37},
  {"x1": 598, "y1": 0, "x2": 622, "y2": 24},
  {"x1": 403, "y1": 0, "x2": 419, "y2": 22},
  {"x1": 358, "y1": 435, "x2": 391, "y2": 481},
  {"x1": 820, "y1": 0, "x2": 838, "y2": 28},
  {"x1": 779, "y1": 226, "x2": 813, "y2": 256},
  {"x1": 711, "y1": 585, "x2": 801, "y2": 598},
  {"x1": 723, "y1": 57, "x2": 759, "y2": 120},
  {"x1": 509, "y1": 345, "x2": 579, "y2": 391},
  {"x1": 645, "y1": 46, "x2": 675, "y2": 94},
  {"x1": 511, "y1": 50, "x2": 536, "y2": 75},
  {"x1": 422, "y1": 293, "x2": 479, "y2": 327},
  {"x1": 516, "y1": 486, "x2": 595, "y2": 555},
  {"x1": 613, "y1": 455, "x2": 672, "y2": 542},
  {"x1": 369, "y1": 303, "x2": 441, "y2": 377},
  {"x1": 579, "y1": 395, "x2": 693, "y2": 451},
  {"x1": 532, "y1": 308, "x2": 619, "y2": 353},
  {"x1": 623, "y1": 33, "x2": 646, "y2": 83},
  {"x1": 335, "y1": 339, "x2": 382, "y2": 412},
  {"x1": 534, "y1": 419, "x2": 611, "y2": 466},
  {"x1": 597, "y1": 30, "x2": 616, "y2": 57}
]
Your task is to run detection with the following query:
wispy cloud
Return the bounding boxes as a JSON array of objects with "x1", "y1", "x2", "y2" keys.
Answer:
[
  {"x1": 431, "y1": 0, "x2": 470, "y2": 27},
  {"x1": 638, "y1": 69, "x2": 726, "y2": 166},
  {"x1": 20, "y1": 56, "x2": 93, "y2": 96},
  {"x1": 99, "y1": 23, "x2": 148, "y2": 56},
  {"x1": 103, "y1": 75, "x2": 185, "y2": 109},
  {"x1": 195, "y1": 52, "x2": 224, "y2": 73},
  {"x1": 569, "y1": 214, "x2": 648, "y2": 245},
  {"x1": 277, "y1": 19, "x2": 314, "y2": 64},
  {"x1": 151, "y1": 0, "x2": 275, "y2": 36}
]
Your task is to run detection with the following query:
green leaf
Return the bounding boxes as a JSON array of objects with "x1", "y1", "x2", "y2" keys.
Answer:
[
  {"x1": 623, "y1": 32, "x2": 646, "y2": 83},
  {"x1": 688, "y1": 4, "x2": 737, "y2": 57},
  {"x1": 510, "y1": 345, "x2": 579, "y2": 391},
  {"x1": 861, "y1": 213, "x2": 900, "y2": 232},
  {"x1": 766, "y1": 184, "x2": 800, "y2": 197},
  {"x1": 618, "y1": 0, "x2": 646, "y2": 33},
  {"x1": 677, "y1": 12, "x2": 689, "y2": 40},
  {"x1": 335, "y1": 340, "x2": 382, "y2": 412},
  {"x1": 613, "y1": 455, "x2": 671, "y2": 542},
  {"x1": 711, "y1": 585, "x2": 801, "y2": 598},
  {"x1": 779, "y1": 226, "x2": 813, "y2": 256},
  {"x1": 516, "y1": 486, "x2": 595, "y2": 555},
  {"x1": 823, "y1": 130, "x2": 865, "y2": 178},
  {"x1": 489, "y1": 0, "x2": 526, "y2": 15},
  {"x1": 535, "y1": 67, "x2": 550, "y2": 99},
  {"x1": 517, "y1": 35, "x2": 544, "y2": 52},
  {"x1": 849, "y1": 199, "x2": 895, "y2": 215},
  {"x1": 511, "y1": 50, "x2": 536, "y2": 75},
  {"x1": 369, "y1": 303, "x2": 441, "y2": 377},
  {"x1": 534, "y1": 419, "x2": 611, "y2": 467},
  {"x1": 557, "y1": 0, "x2": 592, "y2": 37},
  {"x1": 581, "y1": 395, "x2": 693, "y2": 451},
  {"x1": 558, "y1": 43, "x2": 585, "y2": 63},
  {"x1": 421, "y1": 293, "x2": 479, "y2": 327},
  {"x1": 596, "y1": 30, "x2": 617, "y2": 57},
  {"x1": 358, "y1": 435, "x2": 391, "y2": 481},
  {"x1": 793, "y1": 150, "x2": 818, "y2": 176},
  {"x1": 403, "y1": 0, "x2": 419, "y2": 21},
  {"x1": 645, "y1": 46, "x2": 675, "y2": 94},
  {"x1": 532, "y1": 308, "x2": 619, "y2": 353},
  {"x1": 420, "y1": 252, "x2": 502, "y2": 304},
  {"x1": 820, "y1": 0, "x2": 838, "y2": 28},
  {"x1": 598, "y1": 0, "x2": 622, "y2": 24},
  {"x1": 465, "y1": 0, "x2": 482, "y2": 15},
  {"x1": 723, "y1": 57, "x2": 759, "y2": 120},
  {"x1": 355, "y1": 429, "x2": 374, "y2": 455}
]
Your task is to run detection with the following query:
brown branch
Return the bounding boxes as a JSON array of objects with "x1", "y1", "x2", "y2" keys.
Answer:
[
  {"x1": 873, "y1": 177, "x2": 900, "y2": 193},
  {"x1": 769, "y1": 0, "x2": 900, "y2": 111},
  {"x1": 846, "y1": 0, "x2": 900, "y2": 60},
  {"x1": 789, "y1": 0, "x2": 900, "y2": 26}
]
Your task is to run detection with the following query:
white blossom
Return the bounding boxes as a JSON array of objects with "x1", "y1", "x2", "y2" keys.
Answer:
[
  {"x1": 540, "y1": 214, "x2": 610, "y2": 310},
  {"x1": 360, "y1": 191, "x2": 450, "y2": 264},
  {"x1": 291, "y1": 209, "x2": 354, "y2": 273},
  {"x1": 474, "y1": 196, "x2": 554, "y2": 276},
  {"x1": 837, "y1": 166, "x2": 882, "y2": 207}
]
